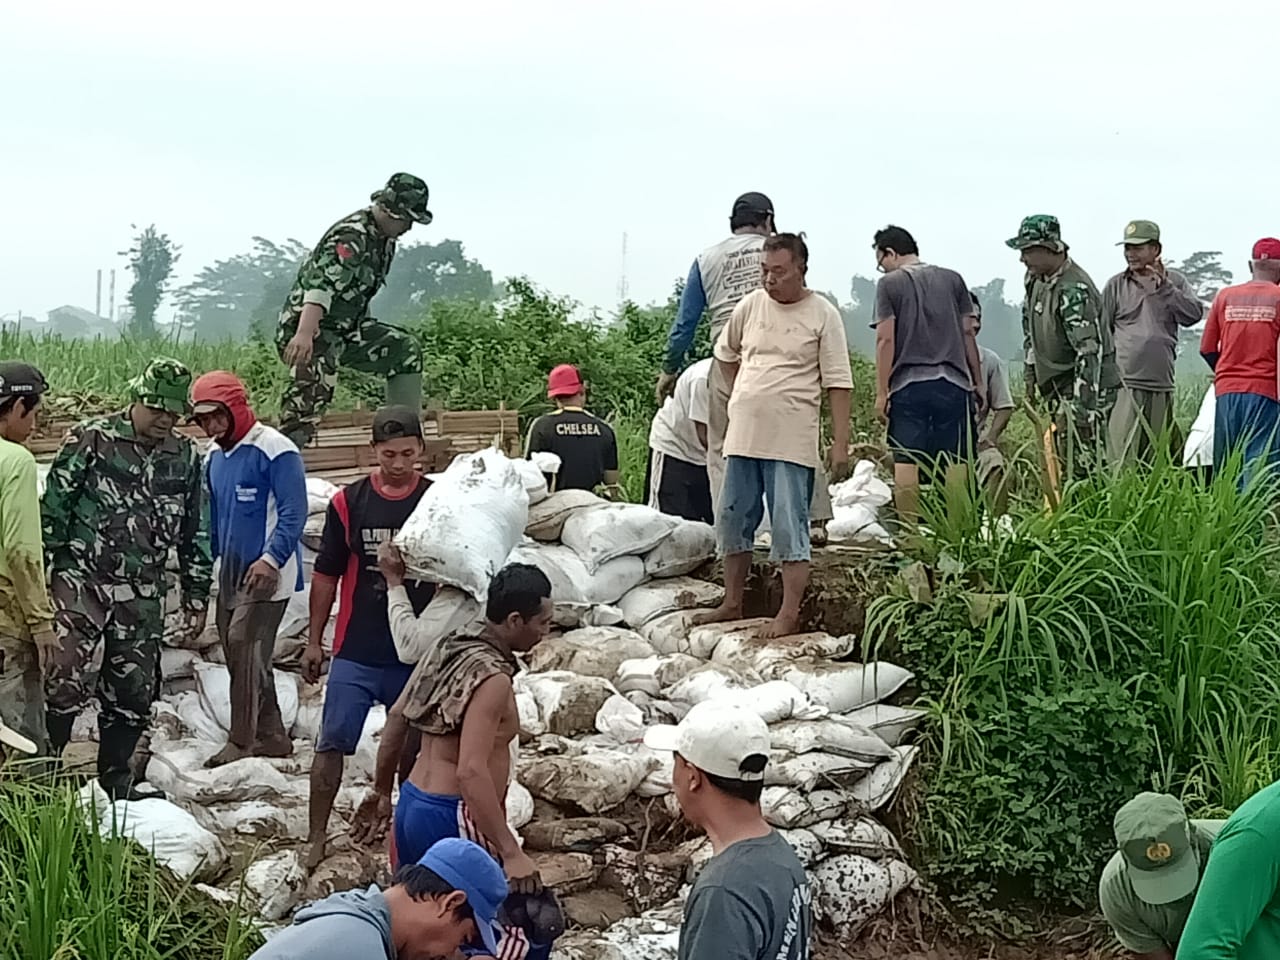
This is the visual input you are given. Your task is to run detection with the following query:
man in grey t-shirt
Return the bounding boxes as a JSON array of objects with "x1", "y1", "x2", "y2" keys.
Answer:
[
  {"x1": 971, "y1": 292, "x2": 1016, "y2": 515},
  {"x1": 644, "y1": 702, "x2": 812, "y2": 960}
]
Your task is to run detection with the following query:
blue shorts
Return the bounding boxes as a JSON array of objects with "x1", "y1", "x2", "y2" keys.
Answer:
[
  {"x1": 316, "y1": 658, "x2": 413, "y2": 755},
  {"x1": 1214, "y1": 391, "x2": 1280, "y2": 487},
  {"x1": 888, "y1": 378, "x2": 976, "y2": 466},
  {"x1": 718, "y1": 456, "x2": 814, "y2": 562}
]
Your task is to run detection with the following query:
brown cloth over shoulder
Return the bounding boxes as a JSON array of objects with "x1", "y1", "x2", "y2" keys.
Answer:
[{"x1": 401, "y1": 633, "x2": 520, "y2": 736}]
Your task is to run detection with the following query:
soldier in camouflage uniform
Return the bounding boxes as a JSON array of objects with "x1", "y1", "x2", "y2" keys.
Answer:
[
  {"x1": 42, "y1": 358, "x2": 212, "y2": 800},
  {"x1": 276, "y1": 173, "x2": 432, "y2": 448},
  {"x1": 1007, "y1": 215, "x2": 1118, "y2": 478}
]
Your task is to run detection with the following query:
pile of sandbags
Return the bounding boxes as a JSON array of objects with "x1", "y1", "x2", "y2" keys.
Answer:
[{"x1": 826, "y1": 460, "x2": 893, "y2": 545}]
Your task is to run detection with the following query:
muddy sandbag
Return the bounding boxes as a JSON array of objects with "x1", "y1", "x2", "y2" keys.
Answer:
[
  {"x1": 849, "y1": 745, "x2": 919, "y2": 813},
  {"x1": 617, "y1": 578, "x2": 724, "y2": 629},
  {"x1": 517, "y1": 691, "x2": 545, "y2": 738},
  {"x1": 518, "y1": 749, "x2": 658, "y2": 814},
  {"x1": 811, "y1": 854, "x2": 917, "y2": 941},
  {"x1": 778, "y1": 827, "x2": 824, "y2": 867},
  {"x1": 291, "y1": 687, "x2": 325, "y2": 741},
  {"x1": 507, "y1": 781, "x2": 535, "y2": 830},
  {"x1": 839, "y1": 703, "x2": 927, "y2": 747},
  {"x1": 642, "y1": 520, "x2": 715, "y2": 578},
  {"x1": 78, "y1": 780, "x2": 226, "y2": 881},
  {"x1": 710, "y1": 626, "x2": 856, "y2": 675},
  {"x1": 561, "y1": 503, "x2": 678, "y2": 573},
  {"x1": 160, "y1": 647, "x2": 201, "y2": 682},
  {"x1": 517, "y1": 672, "x2": 619, "y2": 737},
  {"x1": 526, "y1": 489, "x2": 605, "y2": 541},
  {"x1": 641, "y1": 611, "x2": 737, "y2": 659},
  {"x1": 170, "y1": 691, "x2": 229, "y2": 744},
  {"x1": 244, "y1": 849, "x2": 307, "y2": 921},
  {"x1": 306, "y1": 477, "x2": 339, "y2": 514},
  {"x1": 663, "y1": 664, "x2": 755, "y2": 707},
  {"x1": 760, "y1": 786, "x2": 847, "y2": 829},
  {"x1": 512, "y1": 542, "x2": 647, "y2": 608},
  {"x1": 614, "y1": 653, "x2": 702, "y2": 697},
  {"x1": 764, "y1": 751, "x2": 873, "y2": 792},
  {"x1": 767, "y1": 718, "x2": 895, "y2": 763},
  {"x1": 708, "y1": 680, "x2": 827, "y2": 723},
  {"x1": 147, "y1": 739, "x2": 296, "y2": 804},
  {"x1": 512, "y1": 457, "x2": 550, "y2": 505},
  {"x1": 809, "y1": 817, "x2": 904, "y2": 859},
  {"x1": 594, "y1": 694, "x2": 646, "y2": 745},
  {"x1": 528, "y1": 627, "x2": 655, "y2": 679},
  {"x1": 194, "y1": 662, "x2": 300, "y2": 734},
  {"x1": 766, "y1": 659, "x2": 913, "y2": 714},
  {"x1": 205, "y1": 801, "x2": 309, "y2": 841}
]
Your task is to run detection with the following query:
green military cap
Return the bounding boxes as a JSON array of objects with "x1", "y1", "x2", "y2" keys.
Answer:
[
  {"x1": 1114, "y1": 793, "x2": 1199, "y2": 905},
  {"x1": 1006, "y1": 214, "x2": 1066, "y2": 253},
  {"x1": 128, "y1": 357, "x2": 194, "y2": 415},
  {"x1": 371, "y1": 173, "x2": 433, "y2": 225},
  {"x1": 1119, "y1": 219, "x2": 1161, "y2": 245}
]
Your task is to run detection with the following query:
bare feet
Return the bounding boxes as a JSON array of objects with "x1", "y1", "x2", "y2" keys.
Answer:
[
  {"x1": 304, "y1": 835, "x2": 328, "y2": 872},
  {"x1": 761, "y1": 612, "x2": 801, "y2": 639},
  {"x1": 252, "y1": 733, "x2": 294, "y2": 759},
  {"x1": 205, "y1": 743, "x2": 250, "y2": 768},
  {"x1": 692, "y1": 602, "x2": 743, "y2": 626}
]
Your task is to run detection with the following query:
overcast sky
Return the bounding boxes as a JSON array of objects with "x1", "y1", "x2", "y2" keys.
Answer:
[{"x1": 2, "y1": 0, "x2": 1276, "y2": 325}]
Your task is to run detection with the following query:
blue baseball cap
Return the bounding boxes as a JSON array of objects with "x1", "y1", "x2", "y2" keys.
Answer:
[{"x1": 417, "y1": 838, "x2": 507, "y2": 954}]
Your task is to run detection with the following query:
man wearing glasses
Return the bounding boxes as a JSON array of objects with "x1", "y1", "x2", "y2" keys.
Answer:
[{"x1": 42, "y1": 357, "x2": 211, "y2": 800}]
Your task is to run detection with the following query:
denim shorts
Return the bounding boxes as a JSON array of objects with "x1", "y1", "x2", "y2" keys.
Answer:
[
  {"x1": 888, "y1": 378, "x2": 976, "y2": 466},
  {"x1": 717, "y1": 456, "x2": 814, "y2": 562}
]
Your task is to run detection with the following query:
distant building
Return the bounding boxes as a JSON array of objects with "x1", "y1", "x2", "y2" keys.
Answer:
[{"x1": 44, "y1": 305, "x2": 120, "y2": 339}]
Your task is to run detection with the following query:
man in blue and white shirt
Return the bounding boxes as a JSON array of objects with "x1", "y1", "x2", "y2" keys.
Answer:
[{"x1": 191, "y1": 370, "x2": 307, "y2": 767}]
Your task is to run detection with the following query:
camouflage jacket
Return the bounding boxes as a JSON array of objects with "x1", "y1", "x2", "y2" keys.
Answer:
[
  {"x1": 1022, "y1": 259, "x2": 1118, "y2": 420},
  {"x1": 276, "y1": 207, "x2": 398, "y2": 343},
  {"x1": 41, "y1": 412, "x2": 212, "y2": 605}
]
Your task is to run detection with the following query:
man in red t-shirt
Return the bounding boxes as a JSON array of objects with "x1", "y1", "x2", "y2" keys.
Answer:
[
  {"x1": 301, "y1": 406, "x2": 435, "y2": 870},
  {"x1": 1200, "y1": 238, "x2": 1280, "y2": 480}
]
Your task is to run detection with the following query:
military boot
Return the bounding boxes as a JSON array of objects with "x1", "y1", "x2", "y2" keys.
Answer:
[{"x1": 98, "y1": 723, "x2": 164, "y2": 802}]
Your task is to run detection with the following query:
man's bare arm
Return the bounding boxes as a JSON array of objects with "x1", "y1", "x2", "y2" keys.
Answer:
[
  {"x1": 374, "y1": 687, "x2": 411, "y2": 797},
  {"x1": 457, "y1": 675, "x2": 524, "y2": 862}
]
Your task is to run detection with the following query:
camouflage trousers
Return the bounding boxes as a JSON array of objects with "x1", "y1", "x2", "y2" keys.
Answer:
[
  {"x1": 1049, "y1": 393, "x2": 1115, "y2": 482},
  {"x1": 0, "y1": 632, "x2": 47, "y2": 754},
  {"x1": 45, "y1": 570, "x2": 165, "y2": 733},
  {"x1": 277, "y1": 318, "x2": 422, "y2": 443}
]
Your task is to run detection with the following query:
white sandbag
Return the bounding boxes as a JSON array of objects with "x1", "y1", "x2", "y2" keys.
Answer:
[
  {"x1": 306, "y1": 477, "x2": 340, "y2": 515},
  {"x1": 582, "y1": 557, "x2": 648, "y2": 606},
  {"x1": 516, "y1": 691, "x2": 545, "y2": 738},
  {"x1": 244, "y1": 849, "x2": 307, "y2": 921},
  {"x1": 643, "y1": 520, "x2": 715, "y2": 578},
  {"x1": 811, "y1": 855, "x2": 917, "y2": 941},
  {"x1": 512, "y1": 458, "x2": 550, "y2": 505},
  {"x1": 510, "y1": 542, "x2": 646, "y2": 609},
  {"x1": 708, "y1": 680, "x2": 824, "y2": 724},
  {"x1": 302, "y1": 512, "x2": 326, "y2": 549},
  {"x1": 346, "y1": 706, "x2": 387, "y2": 783},
  {"x1": 194, "y1": 663, "x2": 299, "y2": 733},
  {"x1": 525, "y1": 489, "x2": 604, "y2": 541},
  {"x1": 517, "y1": 671, "x2": 619, "y2": 737},
  {"x1": 635, "y1": 745, "x2": 674, "y2": 797},
  {"x1": 146, "y1": 738, "x2": 296, "y2": 804},
  {"x1": 850, "y1": 745, "x2": 919, "y2": 813},
  {"x1": 583, "y1": 604, "x2": 625, "y2": 627},
  {"x1": 839, "y1": 703, "x2": 927, "y2": 747},
  {"x1": 561, "y1": 503, "x2": 679, "y2": 573},
  {"x1": 767, "y1": 718, "x2": 895, "y2": 763},
  {"x1": 160, "y1": 647, "x2": 201, "y2": 682},
  {"x1": 397, "y1": 448, "x2": 530, "y2": 601},
  {"x1": 506, "y1": 781, "x2": 534, "y2": 831},
  {"x1": 778, "y1": 828, "x2": 824, "y2": 867},
  {"x1": 170, "y1": 691, "x2": 229, "y2": 744},
  {"x1": 809, "y1": 817, "x2": 905, "y2": 859},
  {"x1": 276, "y1": 587, "x2": 311, "y2": 640},
  {"x1": 641, "y1": 611, "x2": 724, "y2": 659},
  {"x1": 205, "y1": 801, "x2": 309, "y2": 841},
  {"x1": 528, "y1": 450, "x2": 561, "y2": 477},
  {"x1": 768, "y1": 659, "x2": 913, "y2": 714},
  {"x1": 594, "y1": 694, "x2": 646, "y2": 745},
  {"x1": 78, "y1": 780, "x2": 226, "y2": 881},
  {"x1": 710, "y1": 625, "x2": 856, "y2": 675},
  {"x1": 764, "y1": 751, "x2": 873, "y2": 792},
  {"x1": 292, "y1": 688, "x2": 325, "y2": 741},
  {"x1": 664, "y1": 664, "x2": 755, "y2": 707},
  {"x1": 614, "y1": 653, "x2": 702, "y2": 697},
  {"x1": 528, "y1": 627, "x2": 655, "y2": 679},
  {"x1": 760, "y1": 787, "x2": 847, "y2": 829},
  {"x1": 393, "y1": 586, "x2": 484, "y2": 665},
  {"x1": 827, "y1": 503, "x2": 892, "y2": 545},
  {"x1": 829, "y1": 461, "x2": 892, "y2": 508},
  {"x1": 617, "y1": 578, "x2": 724, "y2": 629},
  {"x1": 518, "y1": 748, "x2": 658, "y2": 814},
  {"x1": 623, "y1": 690, "x2": 681, "y2": 726}
]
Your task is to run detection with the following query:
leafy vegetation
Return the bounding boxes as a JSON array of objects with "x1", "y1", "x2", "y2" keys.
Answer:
[{"x1": 121, "y1": 224, "x2": 181, "y2": 338}]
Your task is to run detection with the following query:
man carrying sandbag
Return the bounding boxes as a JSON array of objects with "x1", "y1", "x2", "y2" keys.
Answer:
[
  {"x1": 190, "y1": 371, "x2": 307, "y2": 768},
  {"x1": 352, "y1": 561, "x2": 563, "y2": 960},
  {"x1": 302, "y1": 406, "x2": 436, "y2": 871}
]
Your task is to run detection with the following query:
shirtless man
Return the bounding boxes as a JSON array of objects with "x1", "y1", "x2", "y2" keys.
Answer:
[{"x1": 353, "y1": 555, "x2": 554, "y2": 958}]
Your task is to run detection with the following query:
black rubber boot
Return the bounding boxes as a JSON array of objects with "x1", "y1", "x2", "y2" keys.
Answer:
[
  {"x1": 45, "y1": 711, "x2": 76, "y2": 755},
  {"x1": 98, "y1": 723, "x2": 164, "y2": 801}
]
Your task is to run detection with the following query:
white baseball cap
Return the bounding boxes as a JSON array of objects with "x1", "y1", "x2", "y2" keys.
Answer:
[
  {"x1": 0, "y1": 720, "x2": 38, "y2": 755},
  {"x1": 643, "y1": 701, "x2": 771, "y2": 781}
]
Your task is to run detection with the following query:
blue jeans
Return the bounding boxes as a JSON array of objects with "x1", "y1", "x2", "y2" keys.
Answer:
[
  {"x1": 1214, "y1": 392, "x2": 1280, "y2": 488},
  {"x1": 717, "y1": 456, "x2": 815, "y2": 562}
]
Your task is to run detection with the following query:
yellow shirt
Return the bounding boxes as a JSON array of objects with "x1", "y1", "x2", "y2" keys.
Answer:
[{"x1": 0, "y1": 437, "x2": 54, "y2": 637}]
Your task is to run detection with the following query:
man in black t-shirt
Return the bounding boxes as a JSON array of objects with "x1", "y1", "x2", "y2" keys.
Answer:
[
  {"x1": 524, "y1": 363, "x2": 620, "y2": 495},
  {"x1": 302, "y1": 406, "x2": 436, "y2": 871}
]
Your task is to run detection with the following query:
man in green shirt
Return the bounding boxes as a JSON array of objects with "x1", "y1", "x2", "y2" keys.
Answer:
[
  {"x1": 1100, "y1": 793, "x2": 1224, "y2": 958},
  {"x1": 1177, "y1": 779, "x2": 1280, "y2": 959}
]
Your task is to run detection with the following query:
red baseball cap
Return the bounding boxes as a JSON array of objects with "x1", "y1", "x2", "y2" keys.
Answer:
[
  {"x1": 1253, "y1": 238, "x2": 1280, "y2": 261},
  {"x1": 547, "y1": 364, "x2": 584, "y2": 398}
]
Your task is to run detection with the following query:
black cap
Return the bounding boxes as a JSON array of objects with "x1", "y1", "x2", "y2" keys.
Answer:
[
  {"x1": 0, "y1": 361, "x2": 48, "y2": 399},
  {"x1": 732, "y1": 192, "x2": 774, "y2": 219},
  {"x1": 371, "y1": 405, "x2": 423, "y2": 443}
]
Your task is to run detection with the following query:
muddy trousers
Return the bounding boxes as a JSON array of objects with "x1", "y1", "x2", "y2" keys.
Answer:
[
  {"x1": 45, "y1": 573, "x2": 164, "y2": 792},
  {"x1": 216, "y1": 594, "x2": 289, "y2": 749},
  {"x1": 706, "y1": 359, "x2": 833, "y2": 524},
  {"x1": 0, "y1": 632, "x2": 47, "y2": 755}
]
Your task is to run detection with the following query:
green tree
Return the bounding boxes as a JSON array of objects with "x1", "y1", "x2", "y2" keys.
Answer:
[
  {"x1": 370, "y1": 239, "x2": 495, "y2": 325},
  {"x1": 971, "y1": 278, "x2": 1023, "y2": 361},
  {"x1": 845, "y1": 275, "x2": 878, "y2": 356},
  {"x1": 1168, "y1": 250, "x2": 1233, "y2": 304},
  {"x1": 175, "y1": 237, "x2": 308, "y2": 340},
  {"x1": 121, "y1": 224, "x2": 180, "y2": 338}
]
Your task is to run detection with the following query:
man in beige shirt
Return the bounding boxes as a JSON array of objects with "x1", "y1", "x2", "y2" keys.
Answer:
[{"x1": 697, "y1": 234, "x2": 853, "y2": 638}]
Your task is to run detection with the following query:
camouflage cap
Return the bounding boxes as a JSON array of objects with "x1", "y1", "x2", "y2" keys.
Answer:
[
  {"x1": 128, "y1": 357, "x2": 194, "y2": 415},
  {"x1": 371, "y1": 173, "x2": 433, "y2": 225},
  {"x1": 1006, "y1": 215, "x2": 1066, "y2": 253}
]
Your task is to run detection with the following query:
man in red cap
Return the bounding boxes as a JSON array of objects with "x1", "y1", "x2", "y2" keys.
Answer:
[
  {"x1": 190, "y1": 371, "x2": 308, "y2": 767},
  {"x1": 524, "y1": 364, "x2": 619, "y2": 495},
  {"x1": 1200, "y1": 239, "x2": 1280, "y2": 483}
]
